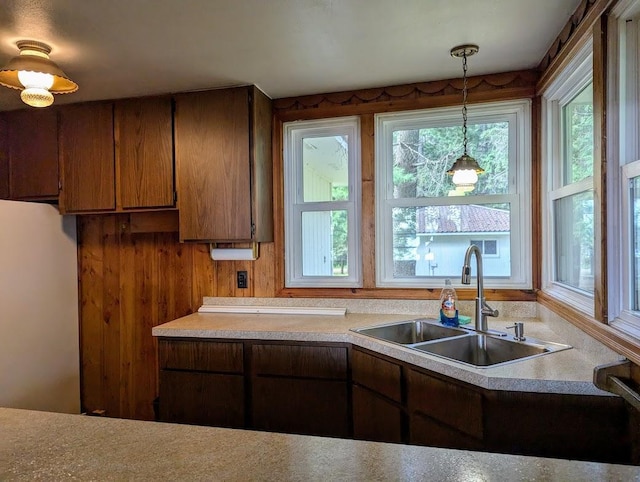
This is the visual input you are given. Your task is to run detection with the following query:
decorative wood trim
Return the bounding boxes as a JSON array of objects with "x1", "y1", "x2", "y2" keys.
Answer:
[
  {"x1": 277, "y1": 287, "x2": 536, "y2": 302},
  {"x1": 274, "y1": 70, "x2": 538, "y2": 120},
  {"x1": 360, "y1": 114, "x2": 376, "y2": 289},
  {"x1": 538, "y1": 291, "x2": 640, "y2": 366},
  {"x1": 537, "y1": 0, "x2": 615, "y2": 93},
  {"x1": 593, "y1": 16, "x2": 608, "y2": 322}
]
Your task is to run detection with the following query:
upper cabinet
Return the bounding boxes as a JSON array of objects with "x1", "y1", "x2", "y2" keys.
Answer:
[
  {"x1": 175, "y1": 85, "x2": 273, "y2": 242},
  {"x1": 59, "y1": 102, "x2": 115, "y2": 213},
  {"x1": 59, "y1": 97, "x2": 176, "y2": 214},
  {"x1": 1, "y1": 108, "x2": 59, "y2": 201},
  {"x1": 115, "y1": 96, "x2": 174, "y2": 210}
]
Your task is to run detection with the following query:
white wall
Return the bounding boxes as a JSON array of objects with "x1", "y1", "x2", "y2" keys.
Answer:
[{"x1": 0, "y1": 200, "x2": 80, "y2": 413}]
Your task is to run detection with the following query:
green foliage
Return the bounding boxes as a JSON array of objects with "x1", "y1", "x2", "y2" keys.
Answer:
[{"x1": 331, "y1": 186, "x2": 349, "y2": 274}]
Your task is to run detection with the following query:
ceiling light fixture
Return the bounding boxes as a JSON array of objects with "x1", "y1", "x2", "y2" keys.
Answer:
[
  {"x1": 447, "y1": 44, "x2": 484, "y2": 192},
  {"x1": 0, "y1": 40, "x2": 78, "y2": 108}
]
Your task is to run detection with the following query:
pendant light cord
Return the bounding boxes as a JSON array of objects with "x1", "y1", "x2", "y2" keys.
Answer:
[{"x1": 462, "y1": 51, "x2": 469, "y2": 156}]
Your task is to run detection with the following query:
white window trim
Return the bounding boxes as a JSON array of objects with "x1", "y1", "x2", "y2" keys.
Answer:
[
  {"x1": 283, "y1": 117, "x2": 362, "y2": 288},
  {"x1": 608, "y1": 0, "x2": 640, "y2": 337},
  {"x1": 541, "y1": 38, "x2": 595, "y2": 316},
  {"x1": 375, "y1": 99, "x2": 532, "y2": 289}
]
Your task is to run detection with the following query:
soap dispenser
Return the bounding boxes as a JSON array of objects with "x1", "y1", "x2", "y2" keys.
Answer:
[{"x1": 439, "y1": 279, "x2": 459, "y2": 327}]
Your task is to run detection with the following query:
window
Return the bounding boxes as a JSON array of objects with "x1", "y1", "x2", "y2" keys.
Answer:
[
  {"x1": 542, "y1": 39, "x2": 594, "y2": 315},
  {"x1": 375, "y1": 100, "x2": 531, "y2": 288},
  {"x1": 609, "y1": 1, "x2": 640, "y2": 337},
  {"x1": 283, "y1": 117, "x2": 361, "y2": 287}
]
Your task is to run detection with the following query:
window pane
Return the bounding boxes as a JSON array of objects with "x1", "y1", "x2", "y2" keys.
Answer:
[
  {"x1": 302, "y1": 136, "x2": 349, "y2": 202},
  {"x1": 392, "y1": 204, "x2": 511, "y2": 278},
  {"x1": 632, "y1": 177, "x2": 640, "y2": 311},
  {"x1": 392, "y1": 122, "x2": 509, "y2": 199},
  {"x1": 301, "y1": 210, "x2": 348, "y2": 276},
  {"x1": 553, "y1": 191, "x2": 594, "y2": 292},
  {"x1": 562, "y1": 83, "x2": 593, "y2": 185},
  {"x1": 484, "y1": 240, "x2": 498, "y2": 255}
]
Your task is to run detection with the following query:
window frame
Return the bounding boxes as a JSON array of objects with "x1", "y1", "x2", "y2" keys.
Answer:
[
  {"x1": 283, "y1": 116, "x2": 362, "y2": 288},
  {"x1": 608, "y1": 0, "x2": 640, "y2": 338},
  {"x1": 541, "y1": 38, "x2": 595, "y2": 316},
  {"x1": 374, "y1": 99, "x2": 532, "y2": 289}
]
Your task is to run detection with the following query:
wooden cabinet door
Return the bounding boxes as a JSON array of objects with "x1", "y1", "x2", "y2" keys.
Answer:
[
  {"x1": 115, "y1": 97, "x2": 174, "y2": 209},
  {"x1": 59, "y1": 102, "x2": 115, "y2": 212},
  {"x1": 353, "y1": 385, "x2": 404, "y2": 443},
  {"x1": 0, "y1": 113, "x2": 8, "y2": 199},
  {"x1": 159, "y1": 370, "x2": 244, "y2": 428},
  {"x1": 175, "y1": 87, "x2": 252, "y2": 241},
  {"x1": 6, "y1": 108, "x2": 59, "y2": 200}
]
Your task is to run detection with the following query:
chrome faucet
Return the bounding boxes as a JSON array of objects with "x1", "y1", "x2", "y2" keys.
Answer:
[{"x1": 461, "y1": 245, "x2": 499, "y2": 333}]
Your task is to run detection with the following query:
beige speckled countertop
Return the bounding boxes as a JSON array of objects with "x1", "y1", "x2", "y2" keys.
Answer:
[
  {"x1": 152, "y1": 298, "x2": 624, "y2": 396},
  {"x1": 2, "y1": 408, "x2": 638, "y2": 481}
]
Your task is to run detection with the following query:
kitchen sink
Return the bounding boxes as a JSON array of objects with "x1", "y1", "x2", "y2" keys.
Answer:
[
  {"x1": 413, "y1": 333, "x2": 572, "y2": 368},
  {"x1": 352, "y1": 319, "x2": 572, "y2": 368},
  {"x1": 352, "y1": 318, "x2": 468, "y2": 345}
]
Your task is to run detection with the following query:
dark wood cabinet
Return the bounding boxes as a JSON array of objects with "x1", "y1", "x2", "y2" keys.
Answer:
[
  {"x1": 115, "y1": 97, "x2": 174, "y2": 210},
  {"x1": 158, "y1": 339, "x2": 244, "y2": 428},
  {"x1": 174, "y1": 85, "x2": 273, "y2": 242},
  {"x1": 407, "y1": 367, "x2": 484, "y2": 450},
  {"x1": 250, "y1": 343, "x2": 350, "y2": 437},
  {"x1": 351, "y1": 348, "x2": 404, "y2": 443},
  {"x1": 59, "y1": 102, "x2": 115, "y2": 212},
  {"x1": 6, "y1": 108, "x2": 59, "y2": 200}
]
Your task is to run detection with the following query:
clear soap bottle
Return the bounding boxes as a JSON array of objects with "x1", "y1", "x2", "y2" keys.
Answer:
[{"x1": 439, "y1": 279, "x2": 459, "y2": 327}]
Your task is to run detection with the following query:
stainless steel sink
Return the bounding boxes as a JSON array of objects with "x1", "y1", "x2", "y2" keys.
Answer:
[
  {"x1": 352, "y1": 319, "x2": 572, "y2": 368},
  {"x1": 412, "y1": 334, "x2": 572, "y2": 368},
  {"x1": 352, "y1": 319, "x2": 468, "y2": 345}
]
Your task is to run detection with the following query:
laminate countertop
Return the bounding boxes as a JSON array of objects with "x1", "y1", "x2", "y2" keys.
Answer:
[
  {"x1": 2, "y1": 407, "x2": 638, "y2": 481},
  {"x1": 152, "y1": 309, "x2": 623, "y2": 396}
]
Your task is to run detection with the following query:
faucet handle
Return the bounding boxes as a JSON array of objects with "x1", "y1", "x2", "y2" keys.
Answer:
[
  {"x1": 506, "y1": 321, "x2": 526, "y2": 341},
  {"x1": 481, "y1": 300, "x2": 499, "y2": 318}
]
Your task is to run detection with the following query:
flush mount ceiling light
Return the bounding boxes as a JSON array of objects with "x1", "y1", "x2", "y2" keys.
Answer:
[
  {"x1": 0, "y1": 40, "x2": 78, "y2": 108},
  {"x1": 447, "y1": 44, "x2": 484, "y2": 192}
]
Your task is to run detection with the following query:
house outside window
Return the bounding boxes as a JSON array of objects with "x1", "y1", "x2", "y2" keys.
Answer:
[
  {"x1": 541, "y1": 38, "x2": 594, "y2": 316},
  {"x1": 375, "y1": 100, "x2": 531, "y2": 288},
  {"x1": 283, "y1": 117, "x2": 361, "y2": 288}
]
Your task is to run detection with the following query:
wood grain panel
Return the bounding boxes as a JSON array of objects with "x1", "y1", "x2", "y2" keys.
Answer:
[
  {"x1": 251, "y1": 377, "x2": 349, "y2": 437},
  {"x1": 251, "y1": 344, "x2": 347, "y2": 379},
  {"x1": 360, "y1": 114, "x2": 376, "y2": 288},
  {"x1": 352, "y1": 348, "x2": 402, "y2": 403},
  {"x1": 410, "y1": 411, "x2": 484, "y2": 451},
  {"x1": 0, "y1": 113, "x2": 8, "y2": 199},
  {"x1": 115, "y1": 97, "x2": 174, "y2": 209},
  {"x1": 59, "y1": 102, "x2": 115, "y2": 212},
  {"x1": 352, "y1": 385, "x2": 404, "y2": 443},
  {"x1": 407, "y1": 368, "x2": 483, "y2": 440},
  {"x1": 159, "y1": 339, "x2": 243, "y2": 373},
  {"x1": 7, "y1": 108, "x2": 59, "y2": 200},
  {"x1": 175, "y1": 88, "x2": 252, "y2": 241},
  {"x1": 159, "y1": 370, "x2": 244, "y2": 427}
]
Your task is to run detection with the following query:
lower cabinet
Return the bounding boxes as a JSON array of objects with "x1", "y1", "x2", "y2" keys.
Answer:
[
  {"x1": 157, "y1": 338, "x2": 632, "y2": 464},
  {"x1": 250, "y1": 343, "x2": 350, "y2": 437},
  {"x1": 158, "y1": 339, "x2": 244, "y2": 428}
]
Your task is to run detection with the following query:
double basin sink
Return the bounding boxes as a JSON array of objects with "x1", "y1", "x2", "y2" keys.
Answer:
[{"x1": 352, "y1": 318, "x2": 571, "y2": 368}]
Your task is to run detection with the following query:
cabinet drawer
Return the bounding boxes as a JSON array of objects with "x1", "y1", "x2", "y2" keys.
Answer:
[
  {"x1": 251, "y1": 344, "x2": 347, "y2": 379},
  {"x1": 352, "y1": 348, "x2": 402, "y2": 403},
  {"x1": 408, "y1": 368, "x2": 483, "y2": 439},
  {"x1": 159, "y1": 339, "x2": 243, "y2": 373}
]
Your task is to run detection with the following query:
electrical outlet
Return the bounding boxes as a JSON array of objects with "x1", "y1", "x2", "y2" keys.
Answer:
[{"x1": 237, "y1": 270, "x2": 248, "y2": 289}]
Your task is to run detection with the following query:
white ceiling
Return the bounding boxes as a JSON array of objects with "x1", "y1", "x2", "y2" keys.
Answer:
[{"x1": 0, "y1": 0, "x2": 581, "y2": 111}]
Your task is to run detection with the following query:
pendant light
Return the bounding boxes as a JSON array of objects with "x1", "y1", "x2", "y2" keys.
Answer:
[
  {"x1": 447, "y1": 44, "x2": 484, "y2": 192},
  {"x1": 0, "y1": 40, "x2": 78, "y2": 108}
]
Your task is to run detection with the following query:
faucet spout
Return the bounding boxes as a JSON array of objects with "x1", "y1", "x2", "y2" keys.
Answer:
[{"x1": 461, "y1": 245, "x2": 499, "y2": 332}]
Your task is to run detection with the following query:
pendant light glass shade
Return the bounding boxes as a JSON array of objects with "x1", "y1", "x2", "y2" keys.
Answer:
[
  {"x1": 0, "y1": 40, "x2": 78, "y2": 107},
  {"x1": 447, "y1": 44, "x2": 483, "y2": 191}
]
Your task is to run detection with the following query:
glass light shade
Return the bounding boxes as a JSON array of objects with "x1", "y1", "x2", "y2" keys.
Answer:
[
  {"x1": 451, "y1": 169, "x2": 478, "y2": 188},
  {"x1": 20, "y1": 87, "x2": 54, "y2": 107},
  {"x1": 17, "y1": 70, "x2": 54, "y2": 90}
]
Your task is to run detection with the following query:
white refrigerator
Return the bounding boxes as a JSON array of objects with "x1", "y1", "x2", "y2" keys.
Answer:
[{"x1": 0, "y1": 200, "x2": 80, "y2": 413}]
